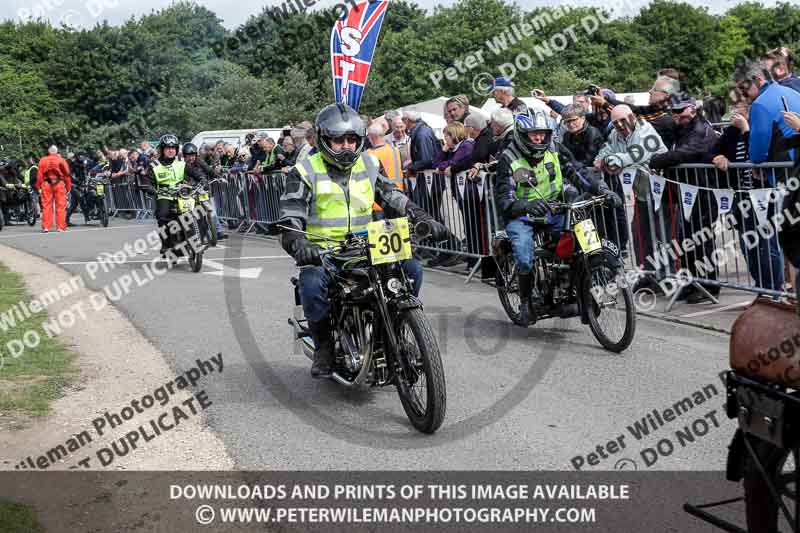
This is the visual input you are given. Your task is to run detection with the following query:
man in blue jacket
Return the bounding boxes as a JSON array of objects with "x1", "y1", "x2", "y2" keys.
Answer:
[{"x1": 734, "y1": 61, "x2": 800, "y2": 172}]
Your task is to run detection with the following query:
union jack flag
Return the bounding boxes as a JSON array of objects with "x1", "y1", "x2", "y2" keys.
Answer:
[{"x1": 330, "y1": 0, "x2": 389, "y2": 111}]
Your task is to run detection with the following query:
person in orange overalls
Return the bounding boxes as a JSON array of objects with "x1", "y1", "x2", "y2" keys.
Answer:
[{"x1": 36, "y1": 146, "x2": 72, "y2": 232}]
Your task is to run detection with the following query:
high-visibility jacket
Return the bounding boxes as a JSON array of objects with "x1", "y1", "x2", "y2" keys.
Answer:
[
  {"x1": 508, "y1": 148, "x2": 564, "y2": 202},
  {"x1": 152, "y1": 161, "x2": 186, "y2": 199},
  {"x1": 22, "y1": 165, "x2": 37, "y2": 186},
  {"x1": 367, "y1": 143, "x2": 404, "y2": 212},
  {"x1": 293, "y1": 152, "x2": 378, "y2": 247}
]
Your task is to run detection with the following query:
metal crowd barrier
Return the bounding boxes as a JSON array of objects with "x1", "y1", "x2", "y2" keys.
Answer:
[
  {"x1": 169, "y1": 160, "x2": 799, "y2": 306},
  {"x1": 642, "y1": 162, "x2": 796, "y2": 309},
  {"x1": 105, "y1": 175, "x2": 153, "y2": 220}
]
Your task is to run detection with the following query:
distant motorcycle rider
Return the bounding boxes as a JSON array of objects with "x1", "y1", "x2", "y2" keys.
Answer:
[
  {"x1": 0, "y1": 159, "x2": 24, "y2": 223},
  {"x1": 145, "y1": 134, "x2": 205, "y2": 254},
  {"x1": 494, "y1": 108, "x2": 621, "y2": 326},
  {"x1": 279, "y1": 103, "x2": 447, "y2": 378},
  {"x1": 182, "y1": 142, "x2": 228, "y2": 240}
]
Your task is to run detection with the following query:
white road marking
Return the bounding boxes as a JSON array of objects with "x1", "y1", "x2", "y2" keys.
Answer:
[
  {"x1": 0, "y1": 224, "x2": 145, "y2": 239},
  {"x1": 202, "y1": 258, "x2": 263, "y2": 279}
]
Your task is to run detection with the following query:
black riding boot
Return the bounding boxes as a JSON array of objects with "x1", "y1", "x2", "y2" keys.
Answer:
[
  {"x1": 517, "y1": 272, "x2": 533, "y2": 327},
  {"x1": 308, "y1": 320, "x2": 334, "y2": 379}
]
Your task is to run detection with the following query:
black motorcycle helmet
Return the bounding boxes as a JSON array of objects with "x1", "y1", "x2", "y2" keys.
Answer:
[
  {"x1": 512, "y1": 108, "x2": 553, "y2": 160},
  {"x1": 182, "y1": 142, "x2": 198, "y2": 157},
  {"x1": 158, "y1": 134, "x2": 180, "y2": 158},
  {"x1": 315, "y1": 103, "x2": 366, "y2": 171}
]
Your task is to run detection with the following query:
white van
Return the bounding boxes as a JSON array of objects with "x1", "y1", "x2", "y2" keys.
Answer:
[{"x1": 189, "y1": 128, "x2": 285, "y2": 150}]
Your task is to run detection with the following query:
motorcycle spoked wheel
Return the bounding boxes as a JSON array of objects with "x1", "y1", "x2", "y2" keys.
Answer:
[
  {"x1": 744, "y1": 436, "x2": 799, "y2": 533},
  {"x1": 495, "y1": 254, "x2": 524, "y2": 325},
  {"x1": 203, "y1": 209, "x2": 217, "y2": 247},
  {"x1": 185, "y1": 218, "x2": 204, "y2": 273},
  {"x1": 26, "y1": 197, "x2": 38, "y2": 226},
  {"x1": 581, "y1": 262, "x2": 635, "y2": 353},
  {"x1": 100, "y1": 201, "x2": 109, "y2": 227},
  {"x1": 394, "y1": 308, "x2": 446, "y2": 434}
]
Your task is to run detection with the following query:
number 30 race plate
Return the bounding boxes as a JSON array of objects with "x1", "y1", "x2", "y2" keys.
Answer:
[
  {"x1": 367, "y1": 217, "x2": 412, "y2": 265},
  {"x1": 574, "y1": 219, "x2": 602, "y2": 253}
]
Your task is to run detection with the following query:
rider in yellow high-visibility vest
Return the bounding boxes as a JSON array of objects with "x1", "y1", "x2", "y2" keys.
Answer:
[
  {"x1": 494, "y1": 108, "x2": 621, "y2": 327},
  {"x1": 279, "y1": 103, "x2": 446, "y2": 378},
  {"x1": 145, "y1": 134, "x2": 204, "y2": 254}
]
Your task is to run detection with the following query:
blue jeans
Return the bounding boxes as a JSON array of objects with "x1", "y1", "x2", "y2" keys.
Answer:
[
  {"x1": 299, "y1": 259, "x2": 423, "y2": 322},
  {"x1": 733, "y1": 203, "x2": 784, "y2": 291},
  {"x1": 506, "y1": 214, "x2": 565, "y2": 274}
]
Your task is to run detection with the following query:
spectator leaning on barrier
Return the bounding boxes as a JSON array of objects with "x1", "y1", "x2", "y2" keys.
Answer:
[
  {"x1": 762, "y1": 48, "x2": 800, "y2": 94},
  {"x1": 595, "y1": 105, "x2": 667, "y2": 288},
  {"x1": 450, "y1": 114, "x2": 493, "y2": 264},
  {"x1": 282, "y1": 136, "x2": 298, "y2": 169},
  {"x1": 533, "y1": 89, "x2": 612, "y2": 139},
  {"x1": 708, "y1": 92, "x2": 784, "y2": 292},
  {"x1": 596, "y1": 76, "x2": 678, "y2": 147},
  {"x1": 489, "y1": 108, "x2": 516, "y2": 159},
  {"x1": 650, "y1": 94, "x2": 720, "y2": 303},
  {"x1": 36, "y1": 145, "x2": 72, "y2": 233},
  {"x1": 492, "y1": 78, "x2": 528, "y2": 116},
  {"x1": 734, "y1": 60, "x2": 800, "y2": 169}
]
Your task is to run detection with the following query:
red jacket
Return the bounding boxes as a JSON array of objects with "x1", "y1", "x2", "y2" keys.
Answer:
[{"x1": 36, "y1": 154, "x2": 72, "y2": 191}]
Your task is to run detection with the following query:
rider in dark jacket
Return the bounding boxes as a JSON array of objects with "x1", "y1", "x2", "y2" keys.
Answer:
[{"x1": 494, "y1": 109, "x2": 621, "y2": 326}]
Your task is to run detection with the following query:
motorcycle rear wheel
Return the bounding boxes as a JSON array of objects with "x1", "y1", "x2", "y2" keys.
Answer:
[
  {"x1": 394, "y1": 308, "x2": 446, "y2": 434},
  {"x1": 744, "y1": 436, "x2": 798, "y2": 533},
  {"x1": 582, "y1": 264, "x2": 635, "y2": 353}
]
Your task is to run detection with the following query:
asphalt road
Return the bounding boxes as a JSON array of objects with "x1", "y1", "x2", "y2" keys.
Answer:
[{"x1": 0, "y1": 218, "x2": 734, "y2": 472}]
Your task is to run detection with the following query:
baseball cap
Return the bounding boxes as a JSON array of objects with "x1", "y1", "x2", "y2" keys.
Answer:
[
  {"x1": 493, "y1": 77, "x2": 514, "y2": 89},
  {"x1": 254, "y1": 131, "x2": 271, "y2": 140},
  {"x1": 670, "y1": 93, "x2": 697, "y2": 111}
]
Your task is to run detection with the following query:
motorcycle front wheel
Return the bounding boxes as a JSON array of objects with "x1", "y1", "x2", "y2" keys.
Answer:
[
  {"x1": 394, "y1": 308, "x2": 446, "y2": 434},
  {"x1": 186, "y1": 219, "x2": 203, "y2": 273},
  {"x1": 582, "y1": 263, "x2": 635, "y2": 353},
  {"x1": 100, "y1": 201, "x2": 109, "y2": 227},
  {"x1": 495, "y1": 254, "x2": 525, "y2": 325}
]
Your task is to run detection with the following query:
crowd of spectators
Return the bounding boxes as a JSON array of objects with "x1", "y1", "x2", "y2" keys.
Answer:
[{"x1": 21, "y1": 44, "x2": 800, "y2": 300}]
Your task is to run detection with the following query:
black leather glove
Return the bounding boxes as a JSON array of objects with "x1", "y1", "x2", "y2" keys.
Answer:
[
  {"x1": 525, "y1": 200, "x2": 549, "y2": 217},
  {"x1": 426, "y1": 220, "x2": 448, "y2": 241},
  {"x1": 597, "y1": 181, "x2": 623, "y2": 208},
  {"x1": 605, "y1": 191, "x2": 623, "y2": 208},
  {"x1": 293, "y1": 239, "x2": 322, "y2": 266}
]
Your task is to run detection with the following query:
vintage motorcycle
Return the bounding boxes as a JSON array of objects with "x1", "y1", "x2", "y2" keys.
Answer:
[
  {"x1": 2, "y1": 183, "x2": 38, "y2": 227},
  {"x1": 685, "y1": 295, "x2": 800, "y2": 533},
  {"x1": 79, "y1": 176, "x2": 109, "y2": 227},
  {"x1": 491, "y1": 168, "x2": 635, "y2": 353},
  {"x1": 160, "y1": 179, "x2": 221, "y2": 272},
  {"x1": 276, "y1": 217, "x2": 447, "y2": 434}
]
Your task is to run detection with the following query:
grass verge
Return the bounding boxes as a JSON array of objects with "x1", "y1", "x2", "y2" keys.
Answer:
[
  {"x1": 0, "y1": 262, "x2": 77, "y2": 429},
  {"x1": 0, "y1": 499, "x2": 45, "y2": 533}
]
